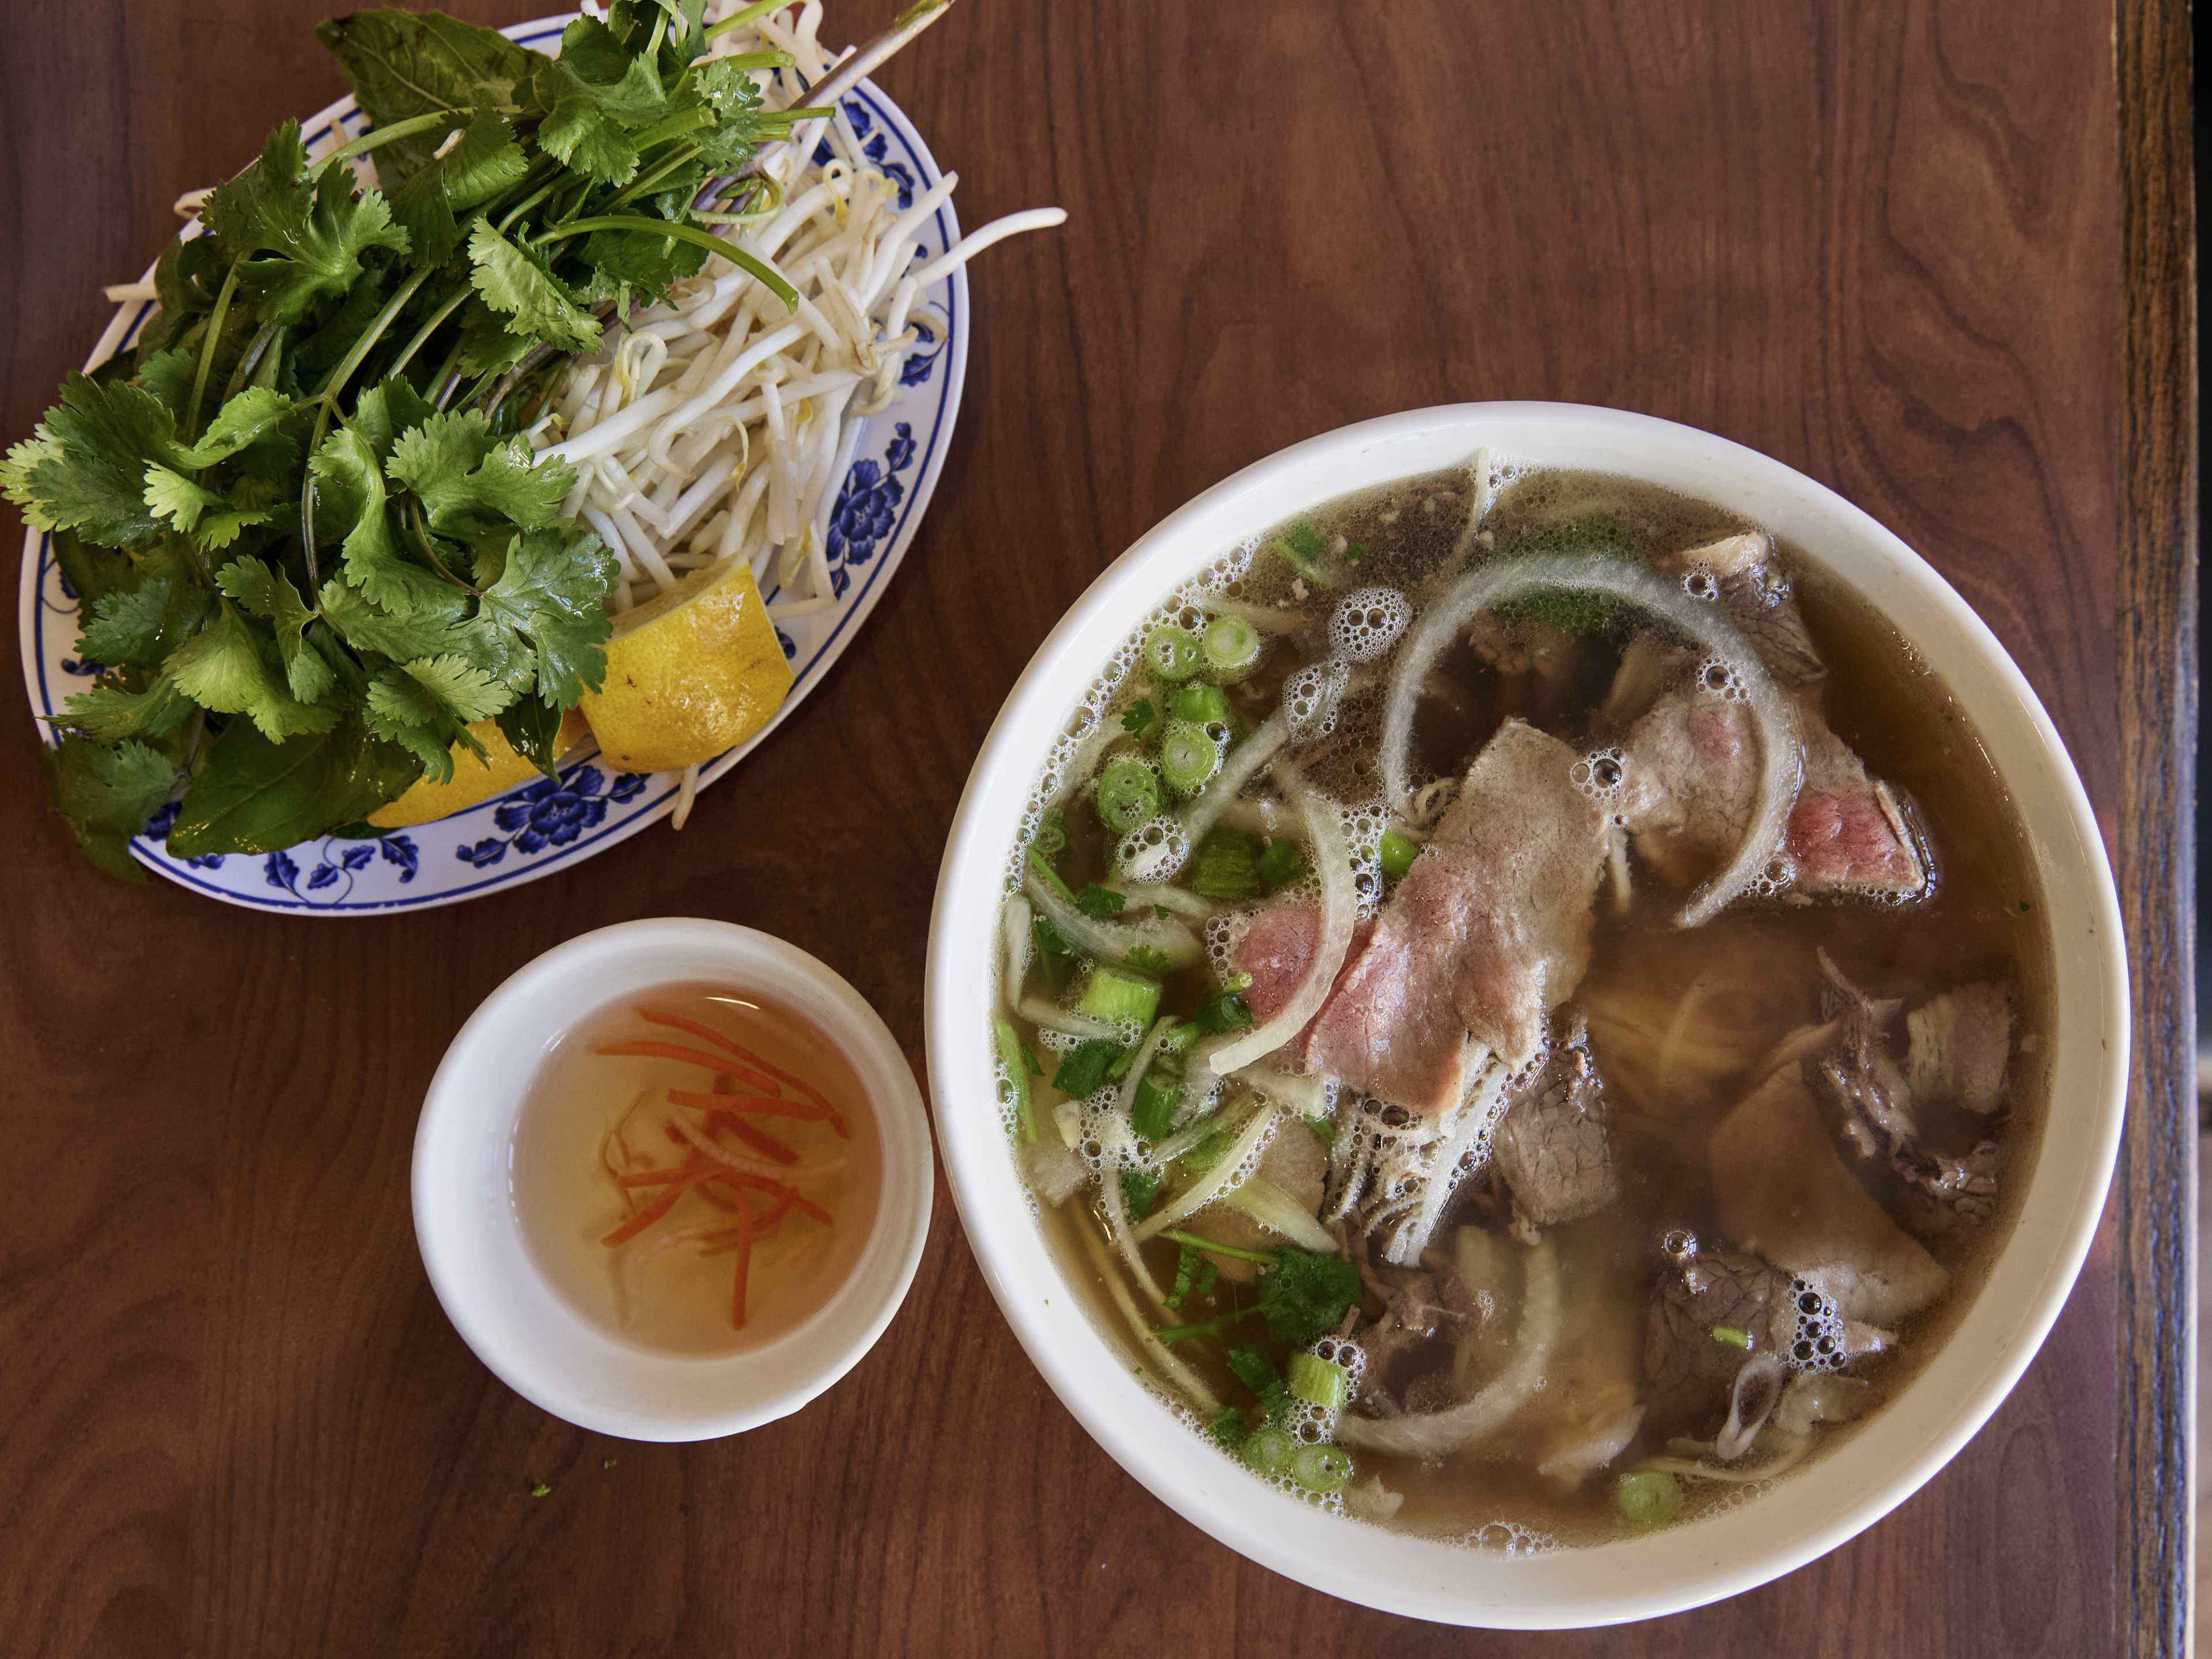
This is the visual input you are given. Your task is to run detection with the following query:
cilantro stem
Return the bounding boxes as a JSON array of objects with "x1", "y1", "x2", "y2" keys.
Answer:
[
  {"x1": 310, "y1": 111, "x2": 465, "y2": 179},
  {"x1": 404, "y1": 497, "x2": 478, "y2": 593},
  {"x1": 535, "y1": 217, "x2": 798, "y2": 309},
  {"x1": 1161, "y1": 1229, "x2": 1278, "y2": 1266},
  {"x1": 222, "y1": 320, "x2": 282, "y2": 406},
  {"x1": 298, "y1": 263, "x2": 433, "y2": 583},
  {"x1": 184, "y1": 261, "x2": 242, "y2": 444},
  {"x1": 1150, "y1": 1310, "x2": 1248, "y2": 1344},
  {"x1": 604, "y1": 145, "x2": 706, "y2": 214},
  {"x1": 705, "y1": 0, "x2": 787, "y2": 40},
  {"x1": 383, "y1": 285, "x2": 474, "y2": 384},
  {"x1": 627, "y1": 107, "x2": 723, "y2": 153}
]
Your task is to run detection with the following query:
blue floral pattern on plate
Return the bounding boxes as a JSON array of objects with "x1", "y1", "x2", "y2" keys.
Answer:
[
  {"x1": 456, "y1": 765, "x2": 647, "y2": 868},
  {"x1": 17, "y1": 23, "x2": 965, "y2": 914}
]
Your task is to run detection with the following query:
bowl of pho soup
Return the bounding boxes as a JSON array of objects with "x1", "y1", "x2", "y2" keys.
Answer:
[{"x1": 924, "y1": 403, "x2": 2125, "y2": 1627}]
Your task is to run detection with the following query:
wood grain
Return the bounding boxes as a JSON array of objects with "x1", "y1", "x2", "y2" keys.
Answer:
[
  {"x1": 2115, "y1": 0, "x2": 2199, "y2": 1652},
  {"x1": 0, "y1": 1, "x2": 2173, "y2": 1653}
]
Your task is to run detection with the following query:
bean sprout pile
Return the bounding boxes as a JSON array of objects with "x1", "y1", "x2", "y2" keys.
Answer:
[{"x1": 530, "y1": 0, "x2": 1065, "y2": 819}]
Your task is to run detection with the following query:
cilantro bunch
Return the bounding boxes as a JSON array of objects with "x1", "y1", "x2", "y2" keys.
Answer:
[{"x1": 5, "y1": 3, "x2": 815, "y2": 876}]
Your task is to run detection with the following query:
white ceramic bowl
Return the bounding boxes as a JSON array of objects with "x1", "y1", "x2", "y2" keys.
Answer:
[
  {"x1": 923, "y1": 403, "x2": 2128, "y2": 1627},
  {"x1": 415, "y1": 918, "x2": 933, "y2": 1441}
]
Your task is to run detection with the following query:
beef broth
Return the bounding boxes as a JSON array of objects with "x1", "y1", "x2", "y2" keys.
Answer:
[{"x1": 994, "y1": 461, "x2": 2051, "y2": 1548}]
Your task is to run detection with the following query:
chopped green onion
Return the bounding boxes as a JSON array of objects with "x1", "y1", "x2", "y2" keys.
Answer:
[
  {"x1": 1244, "y1": 1427, "x2": 1297, "y2": 1475},
  {"x1": 1290, "y1": 1443, "x2": 1353, "y2": 1495},
  {"x1": 1257, "y1": 838, "x2": 1305, "y2": 890},
  {"x1": 1032, "y1": 806, "x2": 1066, "y2": 866},
  {"x1": 1051, "y1": 1038, "x2": 1124, "y2": 1099},
  {"x1": 1162, "y1": 1228, "x2": 1278, "y2": 1265},
  {"x1": 1711, "y1": 1324, "x2": 1752, "y2": 1350},
  {"x1": 1170, "y1": 683, "x2": 1231, "y2": 725},
  {"x1": 1131, "y1": 1060, "x2": 1185, "y2": 1141},
  {"x1": 1157, "y1": 721, "x2": 1221, "y2": 793},
  {"x1": 1190, "y1": 828, "x2": 1263, "y2": 901},
  {"x1": 1158, "y1": 1021, "x2": 1199, "y2": 1056},
  {"x1": 1145, "y1": 625, "x2": 1203, "y2": 681},
  {"x1": 1616, "y1": 1468, "x2": 1683, "y2": 1529},
  {"x1": 1286, "y1": 1351, "x2": 1351, "y2": 1411},
  {"x1": 1078, "y1": 965, "x2": 1162, "y2": 1029},
  {"x1": 1095, "y1": 756, "x2": 1161, "y2": 835},
  {"x1": 1304, "y1": 1114, "x2": 1338, "y2": 1152},
  {"x1": 1378, "y1": 828, "x2": 1421, "y2": 881},
  {"x1": 994, "y1": 1018, "x2": 1035, "y2": 1143},
  {"x1": 1202, "y1": 614, "x2": 1262, "y2": 678}
]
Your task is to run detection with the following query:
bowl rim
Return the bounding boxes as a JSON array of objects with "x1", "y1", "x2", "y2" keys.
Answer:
[
  {"x1": 922, "y1": 400, "x2": 2129, "y2": 1627},
  {"x1": 414, "y1": 916, "x2": 934, "y2": 1442}
]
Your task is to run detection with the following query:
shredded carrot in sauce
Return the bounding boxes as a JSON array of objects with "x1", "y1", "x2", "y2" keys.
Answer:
[
  {"x1": 638, "y1": 1006, "x2": 850, "y2": 1136},
  {"x1": 592, "y1": 1007, "x2": 849, "y2": 1328}
]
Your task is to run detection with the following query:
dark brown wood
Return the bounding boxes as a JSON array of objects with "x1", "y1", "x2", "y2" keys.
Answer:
[
  {"x1": 2115, "y1": 0, "x2": 2199, "y2": 1652},
  {"x1": 0, "y1": 1, "x2": 2173, "y2": 1653}
]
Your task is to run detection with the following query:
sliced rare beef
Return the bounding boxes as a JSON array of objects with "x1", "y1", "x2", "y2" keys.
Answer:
[
  {"x1": 1291, "y1": 721, "x2": 1611, "y2": 1114},
  {"x1": 1612, "y1": 529, "x2": 1930, "y2": 906},
  {"x1": 1664, "y1": 530, "x2": 1825, "y2": 689},
  {"x1": 1232, "y1": 904, "x2": 1371, "y2": 1034},
  {"x1": 1808, "y1": 955, "x2": 2002, "y2": 1228},
  {"x1": 1492, "y1": 1011, "x2": 1619, "y2": 1229},
  {"x1": 1619, "y1": 681, "x2": 1930, "y2": 903}
]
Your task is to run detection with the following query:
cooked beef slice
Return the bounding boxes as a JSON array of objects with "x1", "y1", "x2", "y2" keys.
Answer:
[
  {"x1": 1493, "y1": 1013, "x2": 1620, "y2": 1228},
  {"x1": 1906, "y1": 981, "x2": 2014, "y2": 1115},
  {"x1": 1643, "y1": 1247, "x2": 1798, "y2": 1425},
  {"x1": 1232, "y1": 904, "x2": 1372, "y2": 1033},
  {"x1": 1809, "y1": 955, "x2": 2001, "y2": 1226},
  {"x1": 1708, "y1": 1062, "x2": 1949, "y2": 1325},
  {"x1": 1297, "y1": 721, "x2": 1610, "y2": 1112},
  {"x1": 1661, "y1": 530, "x2": 1825, "y2": 689}
]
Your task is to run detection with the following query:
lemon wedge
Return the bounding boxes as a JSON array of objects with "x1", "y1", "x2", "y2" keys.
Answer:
[
  {"x1": 367, "y1": 709, "x2": 590, "y2": 829},
  {"x1": 578, "y1": 558, "x2": 794, "y2": 773}
]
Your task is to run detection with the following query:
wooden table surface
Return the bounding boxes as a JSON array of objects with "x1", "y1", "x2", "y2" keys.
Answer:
[{"x1": 1, "y1": 2, "x2": 2194, "y2": 1654}]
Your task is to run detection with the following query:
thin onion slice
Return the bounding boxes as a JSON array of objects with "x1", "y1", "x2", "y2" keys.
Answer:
[
  {"x1": 1000, "y1": 893, "x2": 1033, "y2": 1014},
  {"x1": 1017, "y1": 997, "x2": 1118, "y2": 1041},
  {"x1": 1221, "y1": 1176, "x2": 1341, "y2": 1254},
  {"x1": 1208, "y1": 762, "x2": 1351, "y2": 1074},
  {"x1": 1134, "y1": 1101, "x2": 1280, "y2": 1241},
  {"x1": 1122, "y1": 711, "x2": 1290, "y2": 884},
  {"x1": 1378, "y1": 554, "x2": 1802, "y2": 927},
  {"x1": 1113, "y1": 1016, "x2": 1181, "y2": 1119},
  {"x1": 1024, "y1": 866, "x2": 1203, "y2": 970},
  {"x1": 1380, "y1": 1056, "x2": 1508, "y2": 1266},
  {"x1": 1336, "y1": 1237, "x2": 1560, "y2": 1457},
  {"x1": 1117, "y1": 882, "x2": 1215, "y2": 920},
  {"x1": 1715, "y1": 1351, "x2": 1790, "y2": 1462}
]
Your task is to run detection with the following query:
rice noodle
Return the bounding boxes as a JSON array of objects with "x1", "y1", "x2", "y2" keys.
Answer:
[
  {"x1": 1208, "y1": 762, "x2": 1350, "y2": 1074},
  {"x1": 1134, "y1": 1100, "x2": 1281, "y2": 1241},
  {"x1": 1123, "y1": 711, "x2": 1290, "y2": 884},
  {"x1": 1075, "y1": 1211, "x2": 1223, "y2": 1416},
  {"x1": 1024, "y1": 865, "x2": 1204, "y2": 970},
  {"x1": 1377, "y1": 553, "x2": 1802, "y2": 927},
  {"x1": 1337, "y1": 1237, "x2": 1560, "y2": 1456}
]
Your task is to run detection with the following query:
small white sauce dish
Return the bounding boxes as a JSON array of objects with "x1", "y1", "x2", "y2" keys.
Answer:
[
  {"x1": 925, "y1": 402, "x2": 2128, "y2": 1626},
  {"x1": 414, "y1": 917, "x2": 933, "y2": 1441}
]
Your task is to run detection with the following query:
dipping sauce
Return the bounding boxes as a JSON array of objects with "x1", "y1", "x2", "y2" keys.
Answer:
[{"x1": 512, "y1": 982, "x2": 881, "y2": 1356}]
